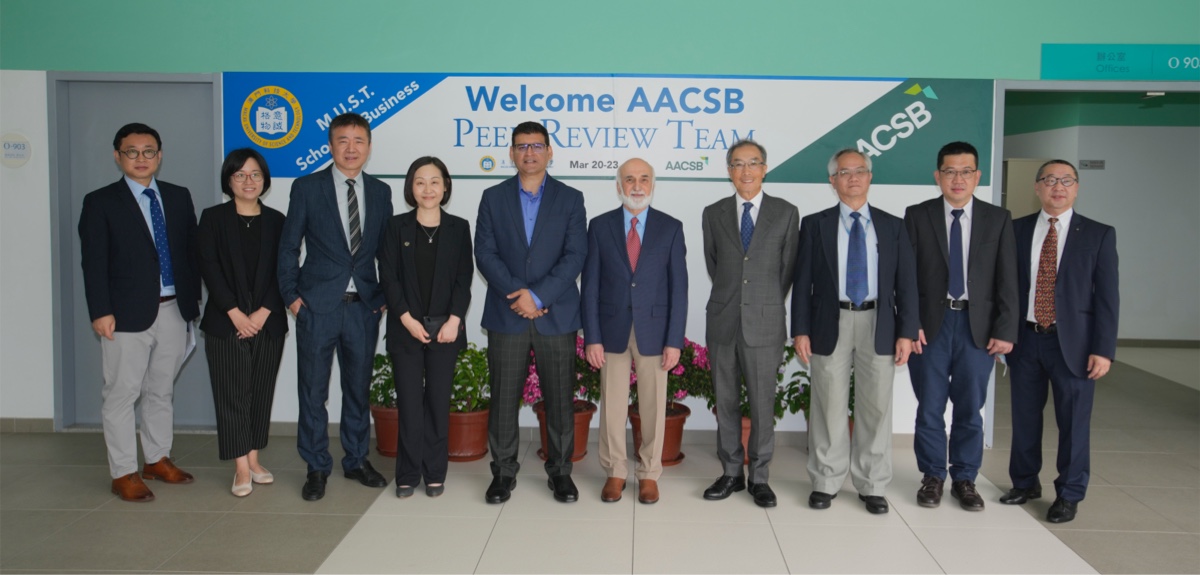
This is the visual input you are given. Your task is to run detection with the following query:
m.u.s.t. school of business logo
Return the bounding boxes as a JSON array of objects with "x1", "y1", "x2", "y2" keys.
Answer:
[{"x1": 240, "y1": 86, "x2": 303, "y2": 149}]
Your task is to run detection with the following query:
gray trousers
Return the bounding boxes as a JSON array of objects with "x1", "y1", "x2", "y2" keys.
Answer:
[
  {"x1": 100, "y1": 299, "x2": 188, "y2": 478},
  {"x1": 710, "y1": 326, "x2": 780, "y2": 484},
  {"x1": 808, "y1": 308, "x2": 895, "y2": 496}
]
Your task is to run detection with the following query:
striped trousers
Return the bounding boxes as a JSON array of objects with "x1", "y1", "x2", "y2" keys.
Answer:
[{"x1": 204, "y1": 332, "x2": 285, "y2": 460}]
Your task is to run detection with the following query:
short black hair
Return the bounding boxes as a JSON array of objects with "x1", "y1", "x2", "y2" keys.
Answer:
[
  {"x1": 113, "y1": 122, "x2": 162, "y2": 150},
  {"x1": 327, "y1": 113, "x2": 372, "y2": 144},
  {"x1": 220, "y1": 148, "x2": 271, "y2": 198},
  {"x1": 726, "y1": 139, "x2": 767, "y2": 167},
  {"x1": 403, "y1": 156, "x2": 453, "y2": 208},
  {"x1": 511, "y1": 121, "x2": 550, "y2": 146},
  {"x1": 1036, "y1": 159, "x2": 1079, "y2": 181},
  {"x1": 937, "y1": 141, "x2": 978, "y2": 169}
]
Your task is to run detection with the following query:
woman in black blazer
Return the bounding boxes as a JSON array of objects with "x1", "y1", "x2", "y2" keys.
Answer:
[
  {"x1": 197, "y1": 148, "x2": 288, "y2": 497},
  {"x1": 378, "y1": 157, "x2": 474, "y2": 498}
]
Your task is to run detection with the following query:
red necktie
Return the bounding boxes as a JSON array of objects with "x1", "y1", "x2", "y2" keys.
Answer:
[
  {"x1": 1034, "y1": 217, "x2": 1058, "y2": 327},
  {"x1": 627, "y1": 217, "x2": 641, "y2": 272}
]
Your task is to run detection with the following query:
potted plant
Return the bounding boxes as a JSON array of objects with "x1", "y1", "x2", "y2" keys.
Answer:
[
  {"x1": 369, "y1": 353, "x2": 400, "y2": 457},
  {"x1": 524, "y1": 336, "x2": 600, "y2": 462},
  {"x1": 448, "y1": 343, "x2": 491, "y2": 461},
  {"x1": 628, "y1": 337, "x2": 707, "y2": 465}
]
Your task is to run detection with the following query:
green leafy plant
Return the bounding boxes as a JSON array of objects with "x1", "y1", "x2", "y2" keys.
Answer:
[
  {"x1": 369, "y1": 353, "x2": 396, "y2": 409},
  {"x1": 452, "y1": 343, "x2": 491, "y2": 413},
  {"x1": 690, "y1": 344, "x2": 811, "y2": 421}
]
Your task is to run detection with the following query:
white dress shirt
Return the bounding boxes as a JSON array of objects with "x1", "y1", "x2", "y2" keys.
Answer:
[{"x1": 734, "y1": 189, "x2": 763, "y2": 234}]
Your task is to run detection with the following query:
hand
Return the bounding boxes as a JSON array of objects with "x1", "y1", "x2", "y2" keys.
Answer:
[
  {"x1": 662, "y1": 346, "x2": 681, "y2": 372},
  {"x1": 227, "y1": 308, "x2": 259, "y2": 339},
  {"x1": 507, "y1": 289, "x2": 543, "y2": 319},
  {"x1": 288, "y1": 298, "x2": 304, "y2": 316},
  {"x1": 249, "y1": 308, "x2": 271, "y2": 330},
  {"x1": 400, "y1": 312, "x2": 430, "y2": 344},
  {"x1": 92, "y1": 315, "x2": 116, "y2": 340},
  {"x1": 986, "y1": 338, "x2": 1013, "y2": 357},
  {"x1": 894, "y1": 338, "x2": 914, "y2": 366},
  {"x1": 913, "y1": 329, "x2": 927, "y2": 354},
  {"x1": 792, "y1": 335, "x2": 811, "y2": 365},
  {"x1": 436, "y1": 315, "x2": 461, "y2": 343},
  {"x1": 586, "y1": 344, "x2": 605, "y2": 370},
  {"x1": 1087, "y1": 354, "x2": 1112, "y2": 380}
]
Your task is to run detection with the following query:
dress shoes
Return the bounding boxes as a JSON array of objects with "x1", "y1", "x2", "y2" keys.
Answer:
[
  {"x1": 951, "y1": 480, "x2": 985, "y2": 511},
  {"x1": 748, "y1": 482, "x2": 777, "y2": 508},
  {"x1": 1046, "y1": 498, "x2": 1078, "y2": 523},
  {"x1": 232, "y1": 473, "x2": 252, "y2": 497},
  {"x1": 703, "y1": 475, "x2": 746, "y2": 500},
  {"x1": 485, "y1": 476, "x2": 516, "y2": 504},
  {"x1": 425, "y1": 484, "x2": 444, "y2": 498},
  {"x1": 302, "y1": 471, "x2": 328, "y2": 501},
  {"x1": 395, "y1": 484, "x2": 415, "y2": 498},
  {"x1": 808, "y1": 491, "x2": 837, "y2": 509},
  {"x1": 111, "y1": 473, "x2": 155, "y2": 502},
  {"x1": 917, "y1": 475, "x2": 944, "y2": 508},
  {"x1": 999, "y1": 486, "x2": 1042, "y2": 505},
  {"x1": 250, "y1": 469, "x2": 274, "y2": 484},
  {"x1": 548, "y1": 475, "x2": 579, "y2": 503},
  {"x1": 859, "y1": 494, "x2": 889, "y2": 514},
  {"x1": 638, "y1": 479, "x2": 659, "y2": 504},
  {"x1": 142, "y1": 457, "x2": 194, "y2": 484},
  {"x1": 601, "y1": 478, "x2": 626, "y2": 502},
  {"x1": 344, "y1": 460, "x2": 387, "y2": 488}
]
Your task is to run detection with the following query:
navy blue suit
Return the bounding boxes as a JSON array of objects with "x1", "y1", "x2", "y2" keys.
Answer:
[
  {"x1": 278, "y1": 166, "x2": 392, "y2": 474},
  {"x1": 1008, "y1": 211, "x2": 1118, "y2": 502}
]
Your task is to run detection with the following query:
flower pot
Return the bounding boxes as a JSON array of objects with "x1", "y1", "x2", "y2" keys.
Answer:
[
  {"x1": 534, "y1": 400, "x2": 597, "y2": 462},
  {"x1": 370, "y1": 405, "x2": 399, "y2": 458},
  {"x1": 710, "y1": 407, "x2": 752, "y2": 464},
  {"x1": 448, "y1": 409, "x2": 489, "y2": 462},
  {"x1": 629, "y1": 403, "x2": 690, "y2": 466}
]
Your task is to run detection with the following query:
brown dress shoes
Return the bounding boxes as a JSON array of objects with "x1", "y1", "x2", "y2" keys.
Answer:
[
  {"x1": 142, "y1": 457, "x2": 194, "y2": 484},
  {"x1": 601, "y1": 478, "x2": 626, "y2": 502},
  {"x1": 112, "y1": 473, "x2": 155, "y2": 502},
  {"x1": 638, "y1": 479, "x2": 659, "y2": 504}
]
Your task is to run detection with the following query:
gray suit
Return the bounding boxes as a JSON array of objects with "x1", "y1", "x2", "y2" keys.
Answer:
[{"x1": 702, "y1": 192, "x2": 799, "y2": 482}]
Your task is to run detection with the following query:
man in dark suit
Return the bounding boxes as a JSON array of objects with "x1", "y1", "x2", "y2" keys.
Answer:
[
  {"x1": 582, "y1": 158, "x2": 687, "y2": 505},
  {"x1": 701, "y1": 139, "x2": 799, "y2": 508},
  {"x1": 278, "y1": 113, "x2": 394, "y2": 501},
  {"x1": 475, "y1": 121, "x2": 587, "y2": 504},
  {"x1": 78, "y1": 122, "x2": 200, "y2": 502},
  {"x1": 904, "y1": 141, "x2": 1019, "y2": 511},
  {"x1": 1000, "y1": 159, "x2": 1119, "y2": 524},
  {"x1": 792, "y1": 148, "x2": 918, "y2": 515}
]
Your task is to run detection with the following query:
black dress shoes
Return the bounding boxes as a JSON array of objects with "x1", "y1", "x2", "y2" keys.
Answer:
[
  {"x1": 703, "y1": 475, "x2": 746, "y2": 500},
  {"x1": 859, "y1": 494, "x2": 889, "y2": 514},
  {"x1": 344, "y1": 460, "x2": 387, "y2": 488},
  {"x1": 808, "y1": 490, "x2": 837, "y2": 509},
  {"x1": 951, "y1": 480, "x2": 985, "y2": 511},
  {"x1": 917, "y1": 475, "x2": 944, "y2": 508},
  {"x1": 1046, "y1": 498, "x2": 1078, "y2": 523},
  {"x1": 485, "y1": 476, "x2": 516, "y2": 504},
  {"x1": 548, "y1": 475, "x2": 578, "y2": 503},
  {"x1": 999, "y1": 486, "x2": 1042, "y2": 505},
  {"x1": 302, "y1": 471, "x2": 328, "y2": 501},
  {"x1": 747, "y1": 482, "x2": 777, "y2": 508}
]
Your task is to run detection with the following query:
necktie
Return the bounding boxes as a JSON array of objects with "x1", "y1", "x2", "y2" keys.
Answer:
[
  {"x1": 347, "y1": 179, "x2": 361, "y2": 255},
  {"x1": 627, "y1": 217, "x2": 641, "y2": 272},
  {"x1": 1034, "y1": 217, "x2": 1058, "y2": 327},
  {"x1": 949, "y1": 208, "x2": 965, "y2": 299},
  {"x1": 847, "y1": 212, "x2": 867, "y2": 306},
  {"x1": 143, "y1": 190, "x2": 175, "y2": 288},
  {"x1": 740, "y1": 202, "x2": 754, "y2": 253}
]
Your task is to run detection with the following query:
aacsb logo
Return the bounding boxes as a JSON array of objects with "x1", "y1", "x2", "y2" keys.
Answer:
[
  {"x1": 240, "y1": 86, "x2": 303, "y2": 149},
  {"x1": 856, "y1": 83, "x2": 934, "y2": 157},
  {"x1": 480, "y1": 156, "x2": 496, "y2": 172},
  {"x1": 664, "y1": 156, "x2": 709, "y2": 171}
]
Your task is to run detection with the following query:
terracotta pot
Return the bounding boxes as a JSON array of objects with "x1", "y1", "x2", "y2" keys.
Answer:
[
  {"x1": 533, "y1": 400, "x2": 597, "y2": 462},
  {"x1": 629, "y1": 403, "x2": 691, "y2": 466},
  {"x1": 710, "y1": 407, "x2": 752, "y2": 464},
  {"x1": 370, "y1": 405, "x2": 399, "y2": 458},
  {"x1": 448, "y1": 409, "x2": 489, "y2": 462}
]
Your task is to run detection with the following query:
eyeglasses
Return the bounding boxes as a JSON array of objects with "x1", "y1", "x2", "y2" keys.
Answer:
[
  {"x1": 939, "y1": 168, "x2": 977, "y2": 180},
  {"x1": 513, "y1": 143, "x2": 548, "y2": 154},
  {"x1": 1037, "y1": 176, "x2": 1077, "y2": 187},
  {"x1": 728, "y1": 160, "x2": 765, "y2": 170},
  {"x1": 120, "y1": 148, "x2": 159, "y2": 159},
  {"x1": 836, "y1": 168, "x2": 871, "y2": 178},
  {"x1": 232, "y1": 172, "x2": 264, "y2": 183}
]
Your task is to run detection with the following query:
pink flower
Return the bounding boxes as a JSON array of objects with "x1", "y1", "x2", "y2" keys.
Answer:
[
  {"x1": 674, "y1": 389, "x2": 688, "y2": 400},
  {"x1": 671, "y1": 363, "x2": 685, "y2": 376}
]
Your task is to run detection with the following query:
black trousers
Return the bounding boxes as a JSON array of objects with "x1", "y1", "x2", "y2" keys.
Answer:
[
  {"x1": 390, "y1": 344, "x2": 458, "y2": 485},
  {"x1": 204, "y1": 332, "x2": 285, "y2": 460}
]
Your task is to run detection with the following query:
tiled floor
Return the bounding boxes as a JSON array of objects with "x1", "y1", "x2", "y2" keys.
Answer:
[{"x1": 0, "y1": 348, "x2": 1195, "y2": 574}]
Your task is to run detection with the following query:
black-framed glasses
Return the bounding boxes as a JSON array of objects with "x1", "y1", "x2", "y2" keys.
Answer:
[
  {"x1": 1037, "y1": 176, "x2": 1077, "y2": 187},
  {"x1": 232, "y1": 172, "x2": 264, "y2": 183},
  {"x1": 120, "y1": 148, "x2": 159, "y2": 159},
  {"x1": 939, "y1": 168, "x2": 977, "y2": 180},
  {"x1": 513, "y1": 143, "x2": 547, "y2": 154}
]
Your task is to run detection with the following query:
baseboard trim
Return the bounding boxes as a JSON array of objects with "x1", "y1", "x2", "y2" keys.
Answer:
[{"x1": 1118, "y1": 339, "x2": 1200, "y2": 349}]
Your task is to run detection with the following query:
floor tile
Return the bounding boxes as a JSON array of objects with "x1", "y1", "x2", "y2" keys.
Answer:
[
  {"x1": 477, "y1": 516, "x2": 632, "y2": 574},
  {"x1": 1114, "y1": 348, "x2": 1200, "y2": 390},
  {"x1": 365, "y1": 473, "x2": 503, "y2": 518},
  {"x1": 317, "y1": 514, "x2": 494, "y2": 574},
  {"x1": 1053, "y1": 531, "x2": 1200, "y2": 574},
  {"x1": 1091, "y1": 452, "x2": 1200, "y2": 489},
  {"x1": 160, "y1": 511, "x2": 358, "y2": 573},
  {"x1": 96, "y1": 468, "x2": 244, "y2": 513},
  {"x1": 0, "y1": 509, "x2": 88, "y2": 560},
  {"x1": 494, "y1": 472, "x2": 638, "y2": 521},
  {"x1": 766, "y1": 479, "x2": 907, "y2": 526},
  {"x1": 912, "y1": 526, "x2": 1096, "y2": 574},
  {"x1": 1038, "y1": 485, "x2": 1184, "y2": 533},
  {"x1": 0, "y1": 464, "x2": 119, "y2": 510},
  {"x1": 773, "y1": 523, "x2": 942, "y2": 574},
  {"x1": 1121, "y1": 486, "x2": 1200, "y2": 533},
  {"x1": 0, "y1": 432, "x2": 109, "y2": 466},
  {"x1": 633, "y1": 519, "x2": 786, "y2": 574},
  {"x1": 887, "y1": 474, "x2": 1045, "y2": 529},
  {"x1": 228, "y1": 467, "x2": 386, "y2": 515},
  {"x1": 633, "y1": 476, "x2": 770, "y2": 524}
]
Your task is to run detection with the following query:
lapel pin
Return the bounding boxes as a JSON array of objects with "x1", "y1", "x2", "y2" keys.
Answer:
[{"x1": 404, "y1": 241, "x2": 410, "y2": 247}]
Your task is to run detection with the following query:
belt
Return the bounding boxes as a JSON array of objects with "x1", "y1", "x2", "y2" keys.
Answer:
[
  {"x1": 839, "y1": 300, "x2": 876, "y2": 311},
  {"x1": 944, "y1": 299, "x2": 968, "y2": 311},
  {"x1": 341, "y1": 292, "x2": 361, "y2": 302},
  {"x1": 1027, "y1": 321, "x2": 1057, "y2": 334},
  {"x1": 158, "y1": 295, "x2": 176, "y2": 303}
]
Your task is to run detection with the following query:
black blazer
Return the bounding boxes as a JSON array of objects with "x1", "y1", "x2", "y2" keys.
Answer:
[
  {"x1": 904, "y1": 197, "x2": 1019, "y2": 348},
  {"x1": 78, "y1": 178, "x2": 201, "y2": 332},
  {"x1": 197, "y1": 201, "x2": 288, "y2": 338},
  {"x1": 378, "y1": 210, "x2": 473, "y2": 352}
]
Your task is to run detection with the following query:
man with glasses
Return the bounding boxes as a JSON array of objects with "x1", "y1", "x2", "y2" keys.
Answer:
[
  {"x1": 700, "y1": 139, "x2": 798, "y2": 508},
  {"x1": 78, "y1": 123, "x2": 201, "y2": 502},
  {"x1": 791, "y1": 148, "x2": 917, "y2": 514},
  {"x1": 903, "y1": 141, "x2": 1018, "y2": 511},
  {"x1": 1001, "y1": 160, "x2": 1118, "y2": 524},
  {"x1": 476, "y1": 121, "x2": 587, "y2": 504}
]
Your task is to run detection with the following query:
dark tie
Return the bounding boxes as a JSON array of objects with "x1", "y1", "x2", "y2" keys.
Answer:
[
  {"x1": 949, "y1": 208, "x2": 965, "y2": 299},
  {"x1": 847, "y1": 212, "x2": 867, "y2": 306},
  {"x1": 1035, "y1": 217, "x2": 1058, "y2": 327},
  {"x1": 143, "y1": 189, "x2": 174, "y2": 288},
  {"x1": 740, "y1": 202, "x2": 754, "y2": 253},
  {"x1": 347, "y1": 178, "x2": 361, "y2": 255},
  {"x1": 627, "y1": 217, "x2": 641, "y2": 272}
]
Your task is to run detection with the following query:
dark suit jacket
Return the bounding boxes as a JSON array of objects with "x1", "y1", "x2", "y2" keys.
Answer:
[
  {"x1": 1010, "y1": 212, "x2": 1119, "y2": 378},
  {"x1": 791, "y1": 204, "x2": 919, "y2": 355},
  {"x1": 78, "y1": 178, "x2": 200, "y2": 332},
  {"x1": 581, "y1": 207, "x2": 688, "y2": 356},
  {"x1": 278, "y1": 166, "x2": 392, "y2": 313},
  {"x1": 378, "y1": 210, "x2": 474, "y2": 353},
  {"x1": 196, "y1": 201, "x2": 288, "y2": 338},
  {"x1": 904, "y1": 197, "x2": 1019, "y2": 348},
  {"x1": 474, "y1": 174, "x2": 587, "y2": 336}
]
